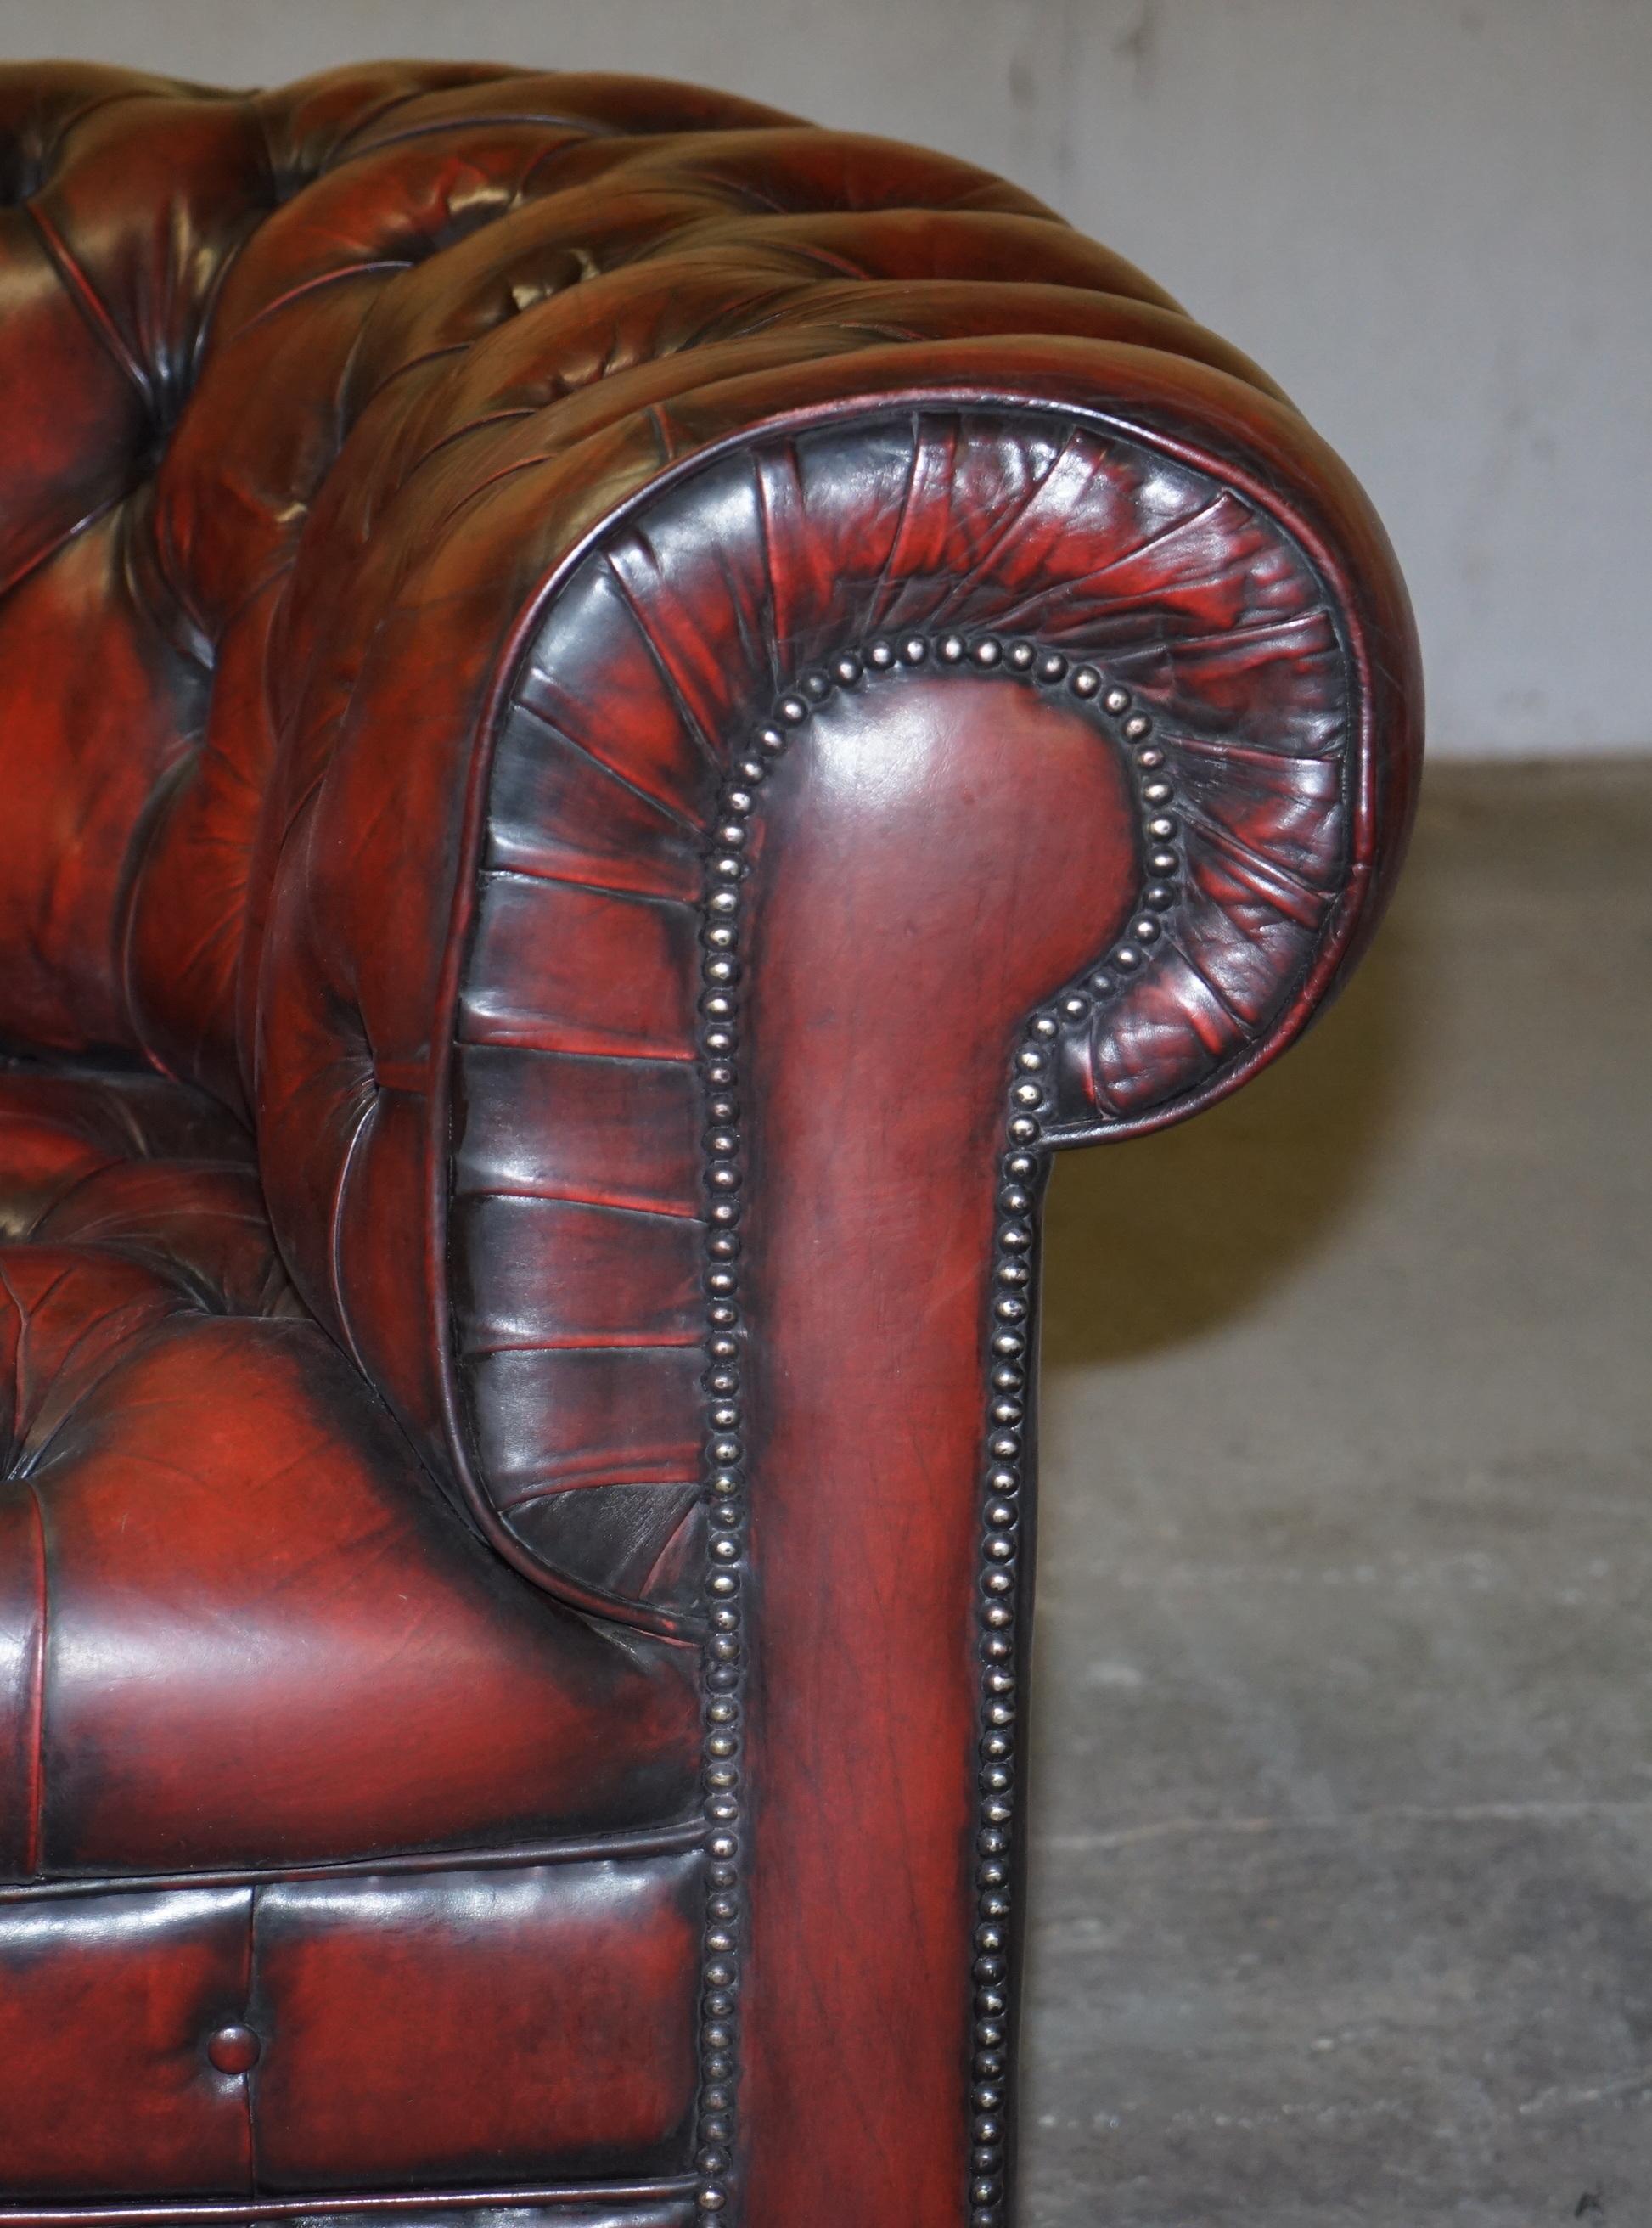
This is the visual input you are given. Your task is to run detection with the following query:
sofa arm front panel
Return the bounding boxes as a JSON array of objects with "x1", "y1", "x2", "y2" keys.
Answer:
[
  {"x1": 451, "y1": 382, "x2": 1416, "y2": 2220},
  {"x1": 253, "y1": 351, "x2": 1413, "y2": 1635}
]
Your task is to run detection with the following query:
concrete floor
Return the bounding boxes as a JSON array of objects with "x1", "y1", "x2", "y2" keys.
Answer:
[{"x1": 1022, "y1": 761, "x2": 1652, "y2": 2226}]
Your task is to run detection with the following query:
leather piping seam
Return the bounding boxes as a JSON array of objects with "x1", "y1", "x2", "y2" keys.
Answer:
[
  {"x1": 240, "y1": 1879, "x2": 260, "y2": 2192},
  {"x1": 21, "y1": 1477, "x2": 48, "y2": 1879},
  {"x1": 323, "y1": 1086, "x2": 377, "y2": 1379},
  {"x1": 0, "y1": 2180, "x2": 699, "y2": 2227},
  {"x1": 497, "y1": 1472, "x2": 700, "y2": 1516},
  {"x1": 460, "y1": 1189, "x2": 700, "y2": 1221},
  {"x1": 0, "y1": 1815, "x2": 705, "y2": 1904},
  {"x1": 362, "y1": 110, "x2": 628, "y2": 162},
  {"x1": 23, "y1": 203, "x2": 156, "y2": 411},
  {"x1": 329, "y1": 78, "x2": 528, "y2": 160}
]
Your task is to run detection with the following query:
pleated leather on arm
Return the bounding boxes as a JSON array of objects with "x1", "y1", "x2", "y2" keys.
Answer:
[{"x1": 0, "y1": 62, "x2": 1419, "y2": 1643}]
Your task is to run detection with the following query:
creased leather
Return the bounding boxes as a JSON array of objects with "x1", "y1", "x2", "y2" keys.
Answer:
[
  {"x1": 0, "y1": 60, "x2": 1419, "y2": 1621},
  {"x1": 0, "y1": 1065, "x2": 699, "y2": 1881}
]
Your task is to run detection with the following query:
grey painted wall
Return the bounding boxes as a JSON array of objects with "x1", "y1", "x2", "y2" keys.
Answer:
[{"x1": 3, "y1": 0, "x2": 1646, "y2": 757}]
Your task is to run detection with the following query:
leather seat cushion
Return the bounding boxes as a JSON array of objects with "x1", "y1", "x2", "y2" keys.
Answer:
[
  {"x1": 0, "y1": 1846, "x2": 701, "y2": 2199},
  {"x1": 0, "y1": 1063, "x2": 700, "y2": 1879}
]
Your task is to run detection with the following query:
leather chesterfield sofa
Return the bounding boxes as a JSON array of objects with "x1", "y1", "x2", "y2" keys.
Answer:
[{"x1": 0, "y1": 56, "x2": 1421, "y2": 2228}]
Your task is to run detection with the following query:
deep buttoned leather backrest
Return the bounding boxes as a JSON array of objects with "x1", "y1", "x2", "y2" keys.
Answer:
[
  {"x1": 0, "y1": 61, "x2": 814, "y2": 1100},
  {"x1": 0, "y1": 60, "x2": 1278, "y2": 1108}
]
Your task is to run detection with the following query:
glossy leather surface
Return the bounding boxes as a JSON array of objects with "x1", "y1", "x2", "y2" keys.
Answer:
[
  {"x1": 734, "y1": 675, "x2": 1140, "y2": 2223},
  {"x1": 0, "y1": 56, "x2": 1419, "y2": 2221},
  {"x1": 0, "y1": 59, "x2": 1415, "y2": 1621},
  {"x1": 466, "y1": 393, "x2": 1415, "y2": 1621},
  {"x1": 0, "y1": 1849, "x2": 700, "y2": 2197},
  {"x1": 0, "y1": 1063, "x2": 699, "y2": 1879}
]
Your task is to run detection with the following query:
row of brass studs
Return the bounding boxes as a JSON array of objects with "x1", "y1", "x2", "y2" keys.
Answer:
[
  {"x1": 966, "y1": 650, "x2": 1167, "y2": 2225},
  {"x1": 689, "y1": 630, "x2": 1169, "y2": 2222},
  {"x1": 691, "y1": 710, "x2": 769, "y2": 2216}
]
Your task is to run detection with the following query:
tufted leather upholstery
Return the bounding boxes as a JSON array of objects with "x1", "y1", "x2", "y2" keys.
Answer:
[
  {"x1": 0, "y1": 56, "x2": 1419, "y2": 2220},
  {"x1": 453, "y1": 400, "x2": 1385, "y2": 1619},
  {"x1": 0, "y1": 57, "x2": 1393, "y2": 1623},
  {"x1": 0, "y1": 1061, "x2": 698, "y2": 1879}
]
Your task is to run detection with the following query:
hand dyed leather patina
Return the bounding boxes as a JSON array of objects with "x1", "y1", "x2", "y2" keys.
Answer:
[{"x1": 0, "y1": 58, "x2": 1420, "y2": 2227}]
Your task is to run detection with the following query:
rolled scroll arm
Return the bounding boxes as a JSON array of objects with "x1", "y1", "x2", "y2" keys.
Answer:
[{"x1": 467, "y1": 382, "x2": 1419, "y2": 2227}]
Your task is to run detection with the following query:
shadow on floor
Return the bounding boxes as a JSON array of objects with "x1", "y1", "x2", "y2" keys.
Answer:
[
  {"x1": 1019, "y1": 762, "x2": 1652, "y2": 2228},
  {"x1": 1040, "y1": 804, "x2": 1434, "y2": 1370}
]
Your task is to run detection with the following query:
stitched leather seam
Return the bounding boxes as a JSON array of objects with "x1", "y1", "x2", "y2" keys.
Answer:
[
  {"x1": 324, "y1": 1088, "x2": 377, "y2": 1379},
  {"x1": 20, "y1": 1478, "x2": 48, "y2": 1880},
  {"x1": 0, "y1": 1815, "x2": 706, "y2": 1904},
  {"x1": 329, "y1": 73, "x2": 533, "y2": 160},
  {"x1": 462, "y1": 1334, "x2": 701, "y2": 1359},
  {"x1": 24, "y1": 203, "x2": 155, "y2": 409},
  {"x1": 465, "y1": 1187, "x2": 700, "y2": 1222},
  {"x1": 456, "y1": 1027, "x2": 697, "y2": 1064},
  {"x1": 358, "y1": 110, "x2": 627, "y2": 163},
  {"x1": 0, "y1": 2176, "x2": 700, "y2": 2227},
  {"x1": 481, "y1": 863, "x2": 700, "y2": 908},
  {"x1": 466, "y1": 1191, "x2": 700, "y2": 1228},
  {"x1": 480, "y1": 866, "x2": 695, "y2": 916},
  {"x1": 506, "y1": 698, "x2": 705, "y2": 836},
  {"x1": 0, "y1": 489, "x2": 128, "y2": 608},
  {"x1": 222, "y1": 256, "x2": 418, "y2": 353},
  {"x1": 498, "y1": 1471, "x2": 700, "y2": 1516},
  {"x1": 459, "y1": 1044, "x2": 693, "y2": 1072},
  {"x1": 241, "y1": 1885, "x2": 260, "y2": 2195}
]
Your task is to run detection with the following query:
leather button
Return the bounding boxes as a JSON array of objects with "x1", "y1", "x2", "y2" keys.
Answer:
[{"x1": 205, "y1": 2023, "x2": 261, "y2": 2075}]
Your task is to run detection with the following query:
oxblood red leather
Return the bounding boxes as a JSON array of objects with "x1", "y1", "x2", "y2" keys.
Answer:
[
  {"x1": 0, "y1": 1850, "x2": 700, "y2": 2197},
  {"x1": 0, "y1": 56, "x2": 1419, "y2": 2227},
  {"x1": 0, "y1": 1065, "x2": 698, "y2": 1881}
]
